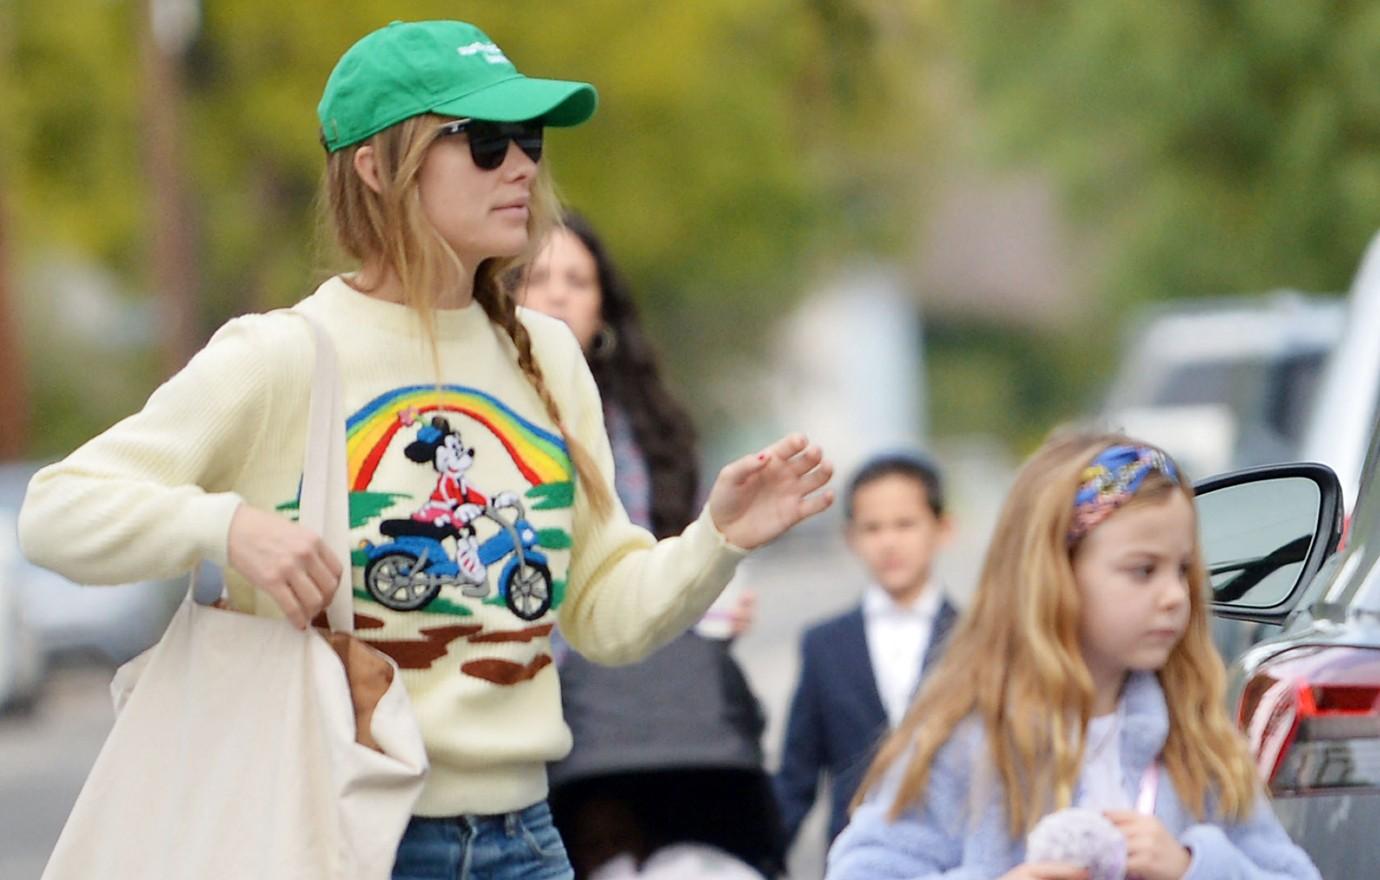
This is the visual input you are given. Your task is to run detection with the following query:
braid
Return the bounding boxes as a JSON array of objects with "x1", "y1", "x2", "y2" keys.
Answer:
[{"x1": 474, "y1": 262, "x2": 614, "y2": 520}]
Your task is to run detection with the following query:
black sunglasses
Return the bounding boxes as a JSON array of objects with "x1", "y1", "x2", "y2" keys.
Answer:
[{"x1": 435, "y1": 118, "x2": 544, "y2": 170}]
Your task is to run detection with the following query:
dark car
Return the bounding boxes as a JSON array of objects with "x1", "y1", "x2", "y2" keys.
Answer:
[{"x1": 1197, "y1": 454, "x2": 1376, "y2": 879}]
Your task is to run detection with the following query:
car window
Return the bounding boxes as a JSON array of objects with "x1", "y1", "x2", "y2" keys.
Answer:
[
  {"x1": 1148, "y1": 360, "x2": 1252, "y2": 408},
  {"x1": 1265, "y1": 351, "x2": 1328, "y2": 446}
]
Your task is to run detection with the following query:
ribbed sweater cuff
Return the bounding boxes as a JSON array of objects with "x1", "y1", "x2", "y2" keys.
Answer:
[
  {"x1": 681, "y1": 504, "x2": 749, "y2": 604},
  {"x1": 183, "y1": 492, "x2": 245, "y2": 567}
]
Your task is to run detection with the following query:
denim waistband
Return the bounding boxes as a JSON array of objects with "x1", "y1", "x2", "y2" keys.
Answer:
[{"x1": 412, "y1": 801, "x2": 550, "y2": 836}]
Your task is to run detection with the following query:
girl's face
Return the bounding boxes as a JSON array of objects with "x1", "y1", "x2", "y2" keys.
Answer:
[
  {"x1": 1071, "y1": 490, "x2": 1195, "y2": 703},
  {"x1": 520, "y1": 229, "x2": 603, "y2": 350},
  {"x1": 416, "y1": 126, "x2": 537, "y2": 272}
]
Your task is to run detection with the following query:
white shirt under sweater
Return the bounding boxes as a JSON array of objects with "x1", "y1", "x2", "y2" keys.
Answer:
[
  {"x1": 862, "y1": 581, "x2": 943, "y2": 728},
  {"x1": 1077, "y1": 706, "x2": 1133, "y2": 811},
  {"x1": 18, "y1": 276, "x2": 746, "y2": 816}
]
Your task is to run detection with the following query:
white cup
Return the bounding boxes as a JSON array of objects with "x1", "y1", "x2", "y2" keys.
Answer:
[{"x1": 693, "y1": 574, "x2": 746, "y2": 640}]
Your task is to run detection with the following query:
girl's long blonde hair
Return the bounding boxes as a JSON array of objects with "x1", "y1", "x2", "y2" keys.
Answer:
[
  {"x1": 853, "y1": 429, "x2": 1259, "y2": 836},
  {"x1": 322, "y1": 114, "x2": 611, "y2": 518}
]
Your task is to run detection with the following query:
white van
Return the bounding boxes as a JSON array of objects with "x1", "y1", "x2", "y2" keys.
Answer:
[{"x1": 1102, "y1": 292, "x2": 1345, "y2": 480}]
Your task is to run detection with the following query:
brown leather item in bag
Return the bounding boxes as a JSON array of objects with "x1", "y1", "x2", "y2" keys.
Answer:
[{"x1": 325, "y1": 630, "x2": 395, "y2": 753}]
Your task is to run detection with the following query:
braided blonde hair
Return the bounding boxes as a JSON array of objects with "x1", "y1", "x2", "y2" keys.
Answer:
[{"x1": 322, "y1": 113, "x2": 613, "y2": 518}]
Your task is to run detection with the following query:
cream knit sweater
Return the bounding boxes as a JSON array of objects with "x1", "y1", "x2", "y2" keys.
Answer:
[{"x1": 19, "y1": 276, "x2": 745, "y2": 816}]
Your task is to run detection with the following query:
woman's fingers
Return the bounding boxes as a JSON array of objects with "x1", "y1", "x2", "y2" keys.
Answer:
[
  {"x1": 319, "y1": 539, "x2": 344, "y2": 581},
  {"x1": 796, "y1": 488, "x2": 836, "y2": 519},
  {"x1": 784, "y1": 442, "x2": 824, "y2": 476},
  {"x1": 270, "y1": 580, "x2": 309, "y2": 630},
  {"x1": 286, "y1": 570, "x2": 328, "y2": 628},
  {"x1": 722, "y1": 449, "x2": 773, "y2": 487},
  {"x1": 796, "y1": 459, "x2": 834, "y2": 494},
  {"x1": 227, "y1": 504, "x2": 348, "y2": 630},
  {"x1": 305, "y1": 545, "x2": 340, "y2": 600},
  {"x1": 723, "y1": 434, "x2": 818, "y2": 487},
  {"x1": 766, "y1": 433, "x2": 809, "y2": 462}
]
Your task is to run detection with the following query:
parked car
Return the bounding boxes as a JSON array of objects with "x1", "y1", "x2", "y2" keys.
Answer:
[
  {"x1": 1298, "y1": 234, "x2": 1380, "y2": 512},
  {"x1": 1102, "y1": 291, "x2": 1344, "y2": 480},
  {"x1": 0, "y1": 507, "x2": 44, "y2": 711},
  {"x1": 0, "y1": 462, "x2": 185, "y2": 667},
  {"x1": 1195, "y1": 232, "x2": 1380, "y2": 879}
]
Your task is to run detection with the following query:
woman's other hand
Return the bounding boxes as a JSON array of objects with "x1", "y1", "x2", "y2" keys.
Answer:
[
  {"x1": 728, "y1": 588, "x2": 757, "y2": 637},
  {"x1": 227, "y1": 504, "x2": 343, "y2": 629},
  {"x1": 707, "y1": 434, "x2": 834, "y2": 550}
]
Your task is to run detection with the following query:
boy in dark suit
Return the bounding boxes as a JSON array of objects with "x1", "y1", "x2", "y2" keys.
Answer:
[{"x1": 774, "y1": 451, "x2": 958, "y2": 847}]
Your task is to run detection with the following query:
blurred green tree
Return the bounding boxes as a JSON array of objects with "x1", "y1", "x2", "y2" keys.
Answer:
[
  {"x1": 955, "y1": 0, "x2": 1380, "y2": 305},
  {"x1": 7, "y1": 0, "x2": 942, "y2": 455},
  {"x1": 902, "y1": 1, "x2": 1380, "y2": 450}
]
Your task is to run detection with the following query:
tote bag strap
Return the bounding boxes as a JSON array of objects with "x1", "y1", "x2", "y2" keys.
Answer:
[{"x1": 295, "y1": 311, "x2": 354, "y2": 634}]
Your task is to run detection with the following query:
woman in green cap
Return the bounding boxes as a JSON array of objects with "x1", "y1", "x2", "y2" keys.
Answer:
[{"x1": 19, "y1": 18, "x2": 833, "y2": 879}]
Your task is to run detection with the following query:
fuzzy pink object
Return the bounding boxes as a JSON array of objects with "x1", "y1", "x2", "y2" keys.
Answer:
[{"x1": 1026, "y1": 807, "x2": 1128, "y2": 880}]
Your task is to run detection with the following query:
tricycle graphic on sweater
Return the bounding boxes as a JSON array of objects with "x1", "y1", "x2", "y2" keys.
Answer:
[{"x1": 360, "y1": 416, "x2": 553, "y2": 620}]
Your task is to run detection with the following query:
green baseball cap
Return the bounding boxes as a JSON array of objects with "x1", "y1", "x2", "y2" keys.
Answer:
[{"x1": 318, "y1": 20, "x2": 598, "y2": 152}]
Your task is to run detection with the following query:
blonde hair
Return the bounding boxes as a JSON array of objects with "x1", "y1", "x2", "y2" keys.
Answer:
[
  {"x1": 322, "y1": 114, "x2": 612, "y2": 518},
  {"x1": 853, "y1": 429, "x2": 1259, "y2": 836}
]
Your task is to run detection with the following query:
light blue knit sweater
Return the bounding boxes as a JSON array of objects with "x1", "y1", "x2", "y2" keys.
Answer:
[{"x1": 826, "y1": 671, "x2": 1319, "y2": 879}]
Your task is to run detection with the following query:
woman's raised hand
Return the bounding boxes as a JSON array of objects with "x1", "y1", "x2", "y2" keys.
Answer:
[
  {"x1": 227, "y1": 504, "x2": 343, "y2": 629},
  {"x1": 707, "y1": 434, "x2": 834, "y2": 550}
]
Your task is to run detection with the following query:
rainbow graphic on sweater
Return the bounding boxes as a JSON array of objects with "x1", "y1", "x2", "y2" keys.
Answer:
[{"x1": 346, "y1": 384, "x2": 571, "y2": 491}]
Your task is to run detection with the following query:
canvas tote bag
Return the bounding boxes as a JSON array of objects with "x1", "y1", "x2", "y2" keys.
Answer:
[{"x1": 42, "y1": 312, "x2": 428, "y2": 880}]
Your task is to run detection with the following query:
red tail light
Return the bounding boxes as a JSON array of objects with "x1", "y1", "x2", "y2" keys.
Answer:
[{"x1": 1238, "y1": 645, "x2": 1380, "y2": 795}]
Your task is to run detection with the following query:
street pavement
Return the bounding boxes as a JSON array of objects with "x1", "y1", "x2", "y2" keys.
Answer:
[
  {"x1": 0, "y1": 441, "x2": 1013, "y2": 879},
  {"x1": 0, "y1": 662, "x2": 116, "y2": 880}
]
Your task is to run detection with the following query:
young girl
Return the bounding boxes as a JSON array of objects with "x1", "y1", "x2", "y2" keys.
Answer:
[
  {"x1": 826, "y1": 432, "x2": 1318, "y2": 880},
  {"x1": 18, "y1": 19, "x2": 832, "y2": 880}
]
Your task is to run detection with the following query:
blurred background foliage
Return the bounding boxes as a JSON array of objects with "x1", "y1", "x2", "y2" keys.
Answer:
[
  {"x1": 957, "y1": 0, "x2": 1380, "y2": 304},
  {"x1": 3, "y1": 0, "x2": 1380, "y2": 457}
]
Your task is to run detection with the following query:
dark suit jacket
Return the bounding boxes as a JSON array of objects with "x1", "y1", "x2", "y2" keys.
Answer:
[{"x1": 773, "y1": 597, "x2": 958, "y2": 846}]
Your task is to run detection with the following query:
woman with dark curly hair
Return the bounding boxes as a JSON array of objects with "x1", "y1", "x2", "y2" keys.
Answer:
[
  {"x1": 519, "y1": 212, "x2": 698, "y2": 539},
  {"x1": 519, "y1": 213, "x2": 783, "y2": 879}
]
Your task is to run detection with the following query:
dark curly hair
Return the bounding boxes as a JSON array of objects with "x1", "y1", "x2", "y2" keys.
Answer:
[{"x1": 525, "y1": 212, "x2": 700, "y2": 539}]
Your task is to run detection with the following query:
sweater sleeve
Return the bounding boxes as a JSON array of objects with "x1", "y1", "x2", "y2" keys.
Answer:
[
  {"x1": 553, "y1": 336, "x2": 746, "y2": 666},
  {"x1": 18, "y1": 315, "x2": 284, "y2": 584},
  {"x1": 825, "y1": 724, "x2": 990, "y2": 880},
  {"x1": 1180, "y1": 794, "x2": 1320, "y2": 879}
]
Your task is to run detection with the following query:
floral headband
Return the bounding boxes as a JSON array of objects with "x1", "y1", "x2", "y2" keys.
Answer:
[{"x1": 1067, "y1": 445, "x2": 1180, "y2": 545}]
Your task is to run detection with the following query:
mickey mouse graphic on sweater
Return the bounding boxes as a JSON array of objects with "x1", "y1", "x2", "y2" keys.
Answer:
[{"x1": 404, "y1": 416, "x2": 518, "y2": 589}]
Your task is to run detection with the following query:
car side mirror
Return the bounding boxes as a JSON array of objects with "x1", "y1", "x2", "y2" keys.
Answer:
[{"x1": 1194, "y1": 463, "x2": 1344, "y2": 625}]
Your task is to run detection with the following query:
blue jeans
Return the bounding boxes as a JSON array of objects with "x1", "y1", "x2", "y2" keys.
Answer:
[{"x1": 391, "y1": 801, "x2": 574, "y2": 880}]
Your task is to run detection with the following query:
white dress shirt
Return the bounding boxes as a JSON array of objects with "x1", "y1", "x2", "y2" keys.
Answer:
[{"x1": 863, "y1": 582, "x2": 943, "y2": 728}]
